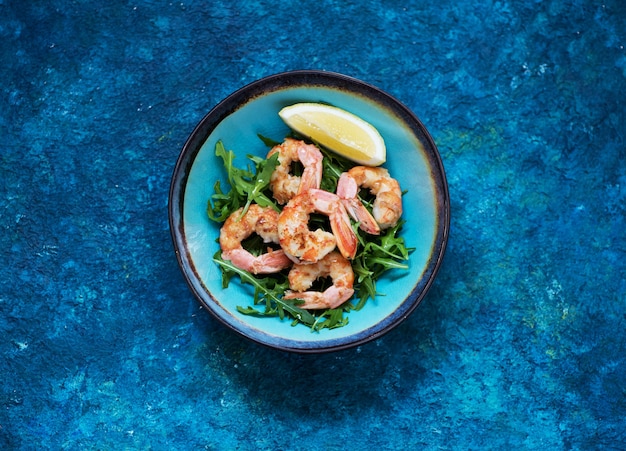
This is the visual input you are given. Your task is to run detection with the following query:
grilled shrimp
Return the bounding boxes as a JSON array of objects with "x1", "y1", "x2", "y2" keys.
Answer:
[
  {"x1": 336, "y1": 166, "x2": 403, "y2": 233},
  {"x1": 267, "y1": 138, "x2": 323, "y2": 204},
  {"x1": 283, "y1": 251, "x2": 354, "y2": 310},
  {"x1": 219, "y1": 204, "x2": 292, "y2": 274},
  {"x1": 277, "y1": 188, "x2": 357, "y2": 264}
]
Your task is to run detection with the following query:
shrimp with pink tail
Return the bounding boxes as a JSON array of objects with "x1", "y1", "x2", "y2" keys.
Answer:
[
  {"x1": 284, "y1": 251, "x2": 354, "y2": 310},
  {"x1": 277, "y1": 188, "x2": 357, "y2": 264},
  {"x1": 267, "y1": 138, "x2": 323, "y2": 204},
  {"x1": 336, "y1": 166, "x2": 403, "y2": 233},
  {"x1": 220, "y1": 204, "x2": 292, "y2": 274}
]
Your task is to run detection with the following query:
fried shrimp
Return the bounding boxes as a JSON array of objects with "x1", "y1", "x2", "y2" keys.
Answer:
[
  {"x1": 283, "y1": 251, "x2": 354, "y2": 310},
  {"x1": 267, "y1": 138, "x2": 323, "y2": 204},
  {"x1": 219, "y1": 204, "x2": 292, "y2": 274},
  {"x1": 277, "y1": 188, "x2": 357, "y2": 264},
  {"x1": 336, "y1": 166, "x2": 403, "y2": 233}
]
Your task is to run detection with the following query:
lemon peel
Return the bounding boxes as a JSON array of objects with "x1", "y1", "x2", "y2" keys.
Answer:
[{"x1": 279, "y1": 103, "x2": 386, "y2": 166}]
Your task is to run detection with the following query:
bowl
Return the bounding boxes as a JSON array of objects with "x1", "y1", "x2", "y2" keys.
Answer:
[{"x1": 169, "y1": 70, "x2": 449, "y2": 353}]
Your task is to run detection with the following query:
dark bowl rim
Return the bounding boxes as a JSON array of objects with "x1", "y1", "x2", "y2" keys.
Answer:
[{"x1": 168, "y1": 69, "x2": 450, "y2": 353}]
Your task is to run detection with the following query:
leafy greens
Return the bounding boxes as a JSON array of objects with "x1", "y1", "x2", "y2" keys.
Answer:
[{"x1": 206, "y1": 136, "x2": 413, "y2": 331}]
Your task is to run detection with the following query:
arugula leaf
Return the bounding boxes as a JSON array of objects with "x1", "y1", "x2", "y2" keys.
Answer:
[
  {"x1": 352, "y1": 220, "x2": 413, "y2": 309},
  {"x1": 213, "y1": 252, "x2": 315, "y2": 325},
  {"x1": 257, "y1": 133, "x2": 281, "y2": 147},
  {"x1": 207, "y1": 141, "x2": 280, "y2": 222},
  {"x1": 311, "y1": 307, "x2": 350, "y2": 330}
]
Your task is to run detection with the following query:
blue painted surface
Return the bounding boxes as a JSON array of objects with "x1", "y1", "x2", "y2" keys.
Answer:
[{"x1": 2, "y1": 0, "x2": 625, "y2": 449}]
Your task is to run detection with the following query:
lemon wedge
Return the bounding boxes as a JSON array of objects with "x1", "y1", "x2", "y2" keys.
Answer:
[{"x1": 278, "y1": 103, "x2": 386, "y2": 166}]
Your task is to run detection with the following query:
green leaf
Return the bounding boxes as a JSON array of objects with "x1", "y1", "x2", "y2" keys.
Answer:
[
  {"x1": 257, "y1": 133, "x2": 281, "y2": 148},
  {"x1": 241, "y1": 152, "x2": 280, "y2": 214},
  {"x1": 311, "y1": 307, "x2": 349, "y2": 331},
  {"x1": 351, "y1": 220, "x2": 413, "y2": 306},
  {"x1": 207, "y1": 141, "x2": 280, "y2": 222},
  {"x1": 213, "y1": 253, "x2": 316, "y2": 325}
]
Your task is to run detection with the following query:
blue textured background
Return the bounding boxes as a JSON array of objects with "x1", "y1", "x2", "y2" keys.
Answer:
[{"x1": 2, "y1": 0, "x2": 625, "y2": 449}]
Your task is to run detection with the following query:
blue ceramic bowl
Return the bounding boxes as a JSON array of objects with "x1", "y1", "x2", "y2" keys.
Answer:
[{"x1": 169, "y1": 70, "x2": 449, "y2": 353}]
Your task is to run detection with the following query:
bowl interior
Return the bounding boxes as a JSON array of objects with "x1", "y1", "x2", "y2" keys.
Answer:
[{"x1": 170, "y1": 71, "x2": 449, "y2": 352}]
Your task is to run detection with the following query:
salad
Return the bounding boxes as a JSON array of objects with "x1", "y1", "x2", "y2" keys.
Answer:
[{"x1": 206, "y1": 106, "x2": 412, "y2": 331}]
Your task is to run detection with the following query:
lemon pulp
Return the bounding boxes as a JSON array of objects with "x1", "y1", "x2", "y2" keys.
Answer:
[{"x1": 278, "y1": 103, "x2": 386, "y2": 166}]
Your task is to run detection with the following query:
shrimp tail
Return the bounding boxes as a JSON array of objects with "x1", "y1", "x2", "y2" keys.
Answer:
[
  {"x1": 284, "y1": 286, "x2": 354, "y2": 310},
  {"x1": 337, "y1": 172, "x2": 380, "y2": 235},
  {"x1": 296, "y1": 144, "x2": 323, "y2": 195},
  {"x1": 341, "y1": 198, "x2": 381, "y2": 235},
  {"x1": 329, "y1": 202, "x2": 358, "y2": 260},
  {"x1": 308, "y1": 189, "x2": 358, "y2": 260},
  {"x1": 222, "y1": 248, "x2": 292, "y2": 274},
  {"x1": 324, "y1": 286, "x2": 355, "y2": 309}
]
